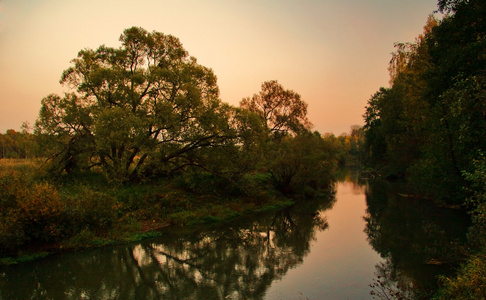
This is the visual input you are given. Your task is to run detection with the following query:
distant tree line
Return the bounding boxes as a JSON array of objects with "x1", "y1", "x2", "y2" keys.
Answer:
[{"x1": 0, "y1": 127, "x2": 37, "y2": 159}]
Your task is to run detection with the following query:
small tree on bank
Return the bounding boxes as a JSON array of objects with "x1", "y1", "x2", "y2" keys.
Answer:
[{"x1": 240, "y1": 80, "x2": 312, "y2": 137}]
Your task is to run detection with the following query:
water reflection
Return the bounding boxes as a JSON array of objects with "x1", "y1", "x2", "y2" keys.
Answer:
[
  {"x1": 364, "y1": 179, "x2": 470, "y2": 299},
  {"x1": 2, "y1": 175, "x2": 466, "y2": 299},
  {"x1": 0, "y1": 193, "x2": 335, "y2": 300},
  {"x1": 334, "y1": 167, "x2": 367, "y2": 195}
]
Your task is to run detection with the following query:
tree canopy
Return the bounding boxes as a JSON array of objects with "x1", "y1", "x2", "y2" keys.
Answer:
[
  {"x1": 36, "y1": 27, "x2": 235, "y2": 182},
  {"x1": 34, "y1": 27, "x2": 339, "y2": 196},
  {"x1": 363, "y1": 0, "x2": 486, "y2": 202},
  {"x1": 240, "y1": 80, "x2": 311, "y2": 136}
]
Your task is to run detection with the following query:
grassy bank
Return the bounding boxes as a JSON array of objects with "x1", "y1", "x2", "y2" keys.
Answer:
[{"x1": 0, "y1": 159, "x2": 303, "y2": 264}]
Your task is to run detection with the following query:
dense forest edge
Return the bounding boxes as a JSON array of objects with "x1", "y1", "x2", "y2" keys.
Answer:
[
  {"x1": 362, "y1": 0, "x2": 486, "y2": 298},
  {"x1": 1, "y1": 0, "x2": 484, "y2": 298}
]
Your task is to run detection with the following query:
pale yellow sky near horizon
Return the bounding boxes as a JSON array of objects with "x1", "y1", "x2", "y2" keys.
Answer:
[{"x1": 0, "y1": 0, "x2": 439, "y2": 135}]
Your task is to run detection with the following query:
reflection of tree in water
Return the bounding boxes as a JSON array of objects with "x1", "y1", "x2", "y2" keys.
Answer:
[
  {"x1": 0, "y1": 194, "x2": 335, "y2": 300},
  {"x1": 369, "y1": 259, "x2": 415, "y2": 300},
  {"x1": 334, "y1": 167, "x2": 367, "y2": 195},
  {"x1": 364, "y1": 180, "x2": 470, "y2": 299}
]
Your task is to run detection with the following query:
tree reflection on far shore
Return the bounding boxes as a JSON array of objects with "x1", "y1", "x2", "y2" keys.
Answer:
[{"x1": 365, "y1": 179, "x2": 470, "y2": 299}]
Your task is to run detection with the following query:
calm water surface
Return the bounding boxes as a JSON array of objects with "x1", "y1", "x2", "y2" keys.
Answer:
[
  {"x1": 265, "y1": 179, "x2": 380, "y2": 299},
  {"x1": 0, "y1": 174, "x2": 469, "y2": 299}
]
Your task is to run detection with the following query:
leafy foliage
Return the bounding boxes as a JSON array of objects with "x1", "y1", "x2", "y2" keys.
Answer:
[
  {"x1": 363, "y1": 0, "x2": 486, "y2": 202},
  {"x1": 36, "y1": 27, "x2": 235, "y2": 182},
  {"x1": 0, "y1": 170, "x2": 66, "y2": 253},
  {"x1": 1, "y1": 26, "x2": 345, "y2": 259},
  {"x1": 240, "y1": 80, "x2": 311, "y2": 136},
  {"x1": 0, "y1": 127, "x2": 38, "y2": 159},
  {"x1": 363, "y1": 0, "x2": 486, "y2": 296},
  {"x1": 435, "y1": 253, "x2": 486, "y2": 299},
  {"x1": 265, "y1": 132, "x2": 336, "y2": 196}
]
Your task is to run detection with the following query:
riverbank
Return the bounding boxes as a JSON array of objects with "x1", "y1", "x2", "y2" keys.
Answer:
[{"x1": 0, "y1": 159, "x2": 313, "y2": 264}]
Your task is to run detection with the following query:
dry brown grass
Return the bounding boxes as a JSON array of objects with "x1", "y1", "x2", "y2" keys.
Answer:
[
  {"x1": 0, "y1": 158, "x2": 43, "y2": 170},
  {"x1": 0, "y1": 158, "x2": 44, "y2": 179}
]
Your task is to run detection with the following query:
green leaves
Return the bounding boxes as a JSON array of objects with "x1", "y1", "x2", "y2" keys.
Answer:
[
  {"x1": 363, "y1": 0, "x2": 486, "y2": 202},
  {"x1": 36, "y1": 27, "x2": 234, "y2": 181},
  {"x1": 240, "y1": 80, "x2": 311, "y2": 136}
]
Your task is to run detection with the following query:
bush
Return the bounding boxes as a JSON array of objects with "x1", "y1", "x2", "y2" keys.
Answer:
[
  {"x1": 65, "y1": 186, "x2": 118, "y2": 232},
  {"x1": 434, "y1": 154, "x2": 486, "y2": 298},
  {"x1": 17, "y1": 182, "x2": 65, "y2": 241},
  {"x1": 0, "y1": 163, "x2": 120, "y2": 254},
  {"x1": 0, "y1": 179, "x2": 66, "y2": 253},
  {"x1": 0, "y1": 213, "x2": 26, "y2": 254},
  {"x1": 236, "y1": 172, "x2": 275, "y2": 203},
  {"x1": 265, "y1": 132, "x2": 336, "y2": 196},
  {"x1": 174, "y1": 171, "x2": 240, "y2": 196},
  {"x1": 435, "y1": 253, "x2": 486, "y2": 299}
]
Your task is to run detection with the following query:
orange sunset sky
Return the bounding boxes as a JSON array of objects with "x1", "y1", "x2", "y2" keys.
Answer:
[{"x1": 0, "y1": 0, "x2": 439, "y2": 135}]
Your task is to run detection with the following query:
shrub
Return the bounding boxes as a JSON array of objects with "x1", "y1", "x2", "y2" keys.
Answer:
[
  {"x1": 0, "y1": 212, "x2": 26, "y2": 254},
  {"x1": 265, "y1": 132, "x2": 336, "y2": 196},
  {"x1": 435, "y1": 253, "x2": 486, "y2": 299},
  {"x1": 0, "y1": 179, "x2": 66, "y2": 253},
  {"x1": 65, "y1": 186, "x2": 118, "y2": 232},
  {"x1": 17, "y1": 182, "x2": 65, "y2": 242}
]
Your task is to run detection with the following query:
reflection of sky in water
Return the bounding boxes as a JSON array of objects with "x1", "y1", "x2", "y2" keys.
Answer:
[{"x1": 265, "y1": 179, "x2": 381, "y2": 299}]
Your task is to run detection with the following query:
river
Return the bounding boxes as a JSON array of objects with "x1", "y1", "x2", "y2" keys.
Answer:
[{"x1": 0, "y1": 172, "x2": 470, "y2": 299}]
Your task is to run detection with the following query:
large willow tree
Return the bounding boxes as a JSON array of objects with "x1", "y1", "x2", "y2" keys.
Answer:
[{"x1": 36, "y1": 27, "x2": 235, "y2": 182}]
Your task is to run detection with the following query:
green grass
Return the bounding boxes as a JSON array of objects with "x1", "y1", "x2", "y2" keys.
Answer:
[
  {"x1": 255, "y1": 199, "x2": 295, "y2": 212},
  {"x1": 0, "y1": 252, "x2": 49, "y2": 265}
]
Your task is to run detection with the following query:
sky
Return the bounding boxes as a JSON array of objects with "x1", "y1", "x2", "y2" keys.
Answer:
[{"x1": 0, "y1": 0, "x2": 439, "y2": 135}]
